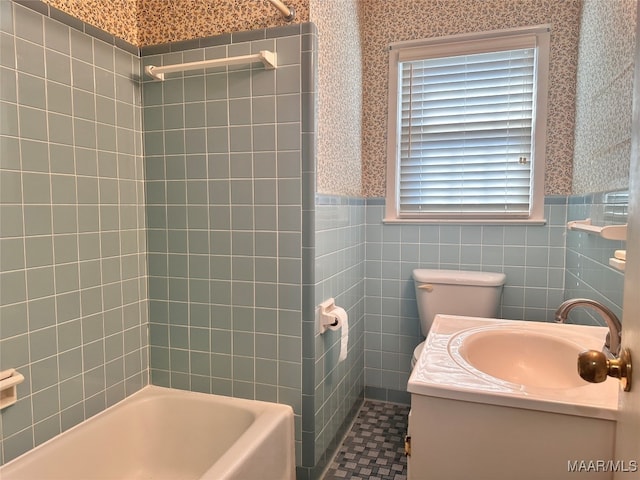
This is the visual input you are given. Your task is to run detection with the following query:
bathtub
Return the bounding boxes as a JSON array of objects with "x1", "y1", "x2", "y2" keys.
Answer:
[{"x1": 0, "y1": 385, "x2": 295, "y2": 479}]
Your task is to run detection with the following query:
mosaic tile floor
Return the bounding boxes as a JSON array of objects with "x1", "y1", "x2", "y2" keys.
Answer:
[{"x1": 323, "y1": 401, "x2": 410, "y2": 480}]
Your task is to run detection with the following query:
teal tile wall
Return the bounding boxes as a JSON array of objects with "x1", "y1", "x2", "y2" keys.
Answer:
[
  {"x1": 565, "y1": 190, "x2": 627, "y2": 324},
  {"x1": 0, "y1": 2, "x2": 147, "y2": 465},
  {"x1": 311, "y1": 196, "x2": 365, "y2": 472},
  {"x1": 363, "y1": 197, "x2": 569, "y2": 402},
  {"x1": 141, "y1": 25, "x2": 317, "y2": 472}
]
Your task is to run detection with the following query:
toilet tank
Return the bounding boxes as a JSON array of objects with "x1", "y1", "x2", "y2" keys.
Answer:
[{"x1": 413, "y1": 269, "x2": 506, "y2": 335}]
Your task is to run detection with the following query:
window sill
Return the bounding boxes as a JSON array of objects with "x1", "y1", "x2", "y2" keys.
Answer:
[{"x1": 382, "y1": 217, "x2": 548, "y2": 226}]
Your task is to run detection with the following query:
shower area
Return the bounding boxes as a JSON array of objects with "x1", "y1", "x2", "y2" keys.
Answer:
[
  {"x1": 141, "y1": 13, "x2": 365, "y2": 479},
  {"x1": 0, "y1": 0, "x2": 364, "y2": 478},
  {"x1": 142, "y1": 22, "x2": 345, "y2": 476}
]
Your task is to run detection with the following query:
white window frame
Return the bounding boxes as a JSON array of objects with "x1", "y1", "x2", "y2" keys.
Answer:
[{"x1": 385, "y1": 26, "x2": 550, "y2": 224}]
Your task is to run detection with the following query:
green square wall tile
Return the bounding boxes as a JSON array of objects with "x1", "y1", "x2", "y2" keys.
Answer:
[
  {"x1": 253, "y1": 125, "x2": 276, "y2": 152},
  {"x1": 16, "y1": 38, "x2": 44, "y2": 77},
  {"x1": 18, "y1": 72, "x2": 46, "y2": 109},
  {"x1": 232, "y1": 355, "x2": 254, "y2": 382},
  {"x1": 23, "y1": 205, "x2": 52, "y2": 236},
  {"x1": 276, "y1": 94, "x2": 301, "y2": 123},
  {"x1": 48, "y1": 113, "x2": 74, "y2": 146},
  {"x1": 93, "y1": 39, "x2": 114, "y2": 71},
  {"x1": 19, "y1": 106, "x2": 48, "y2": 142},
  {"x1": 0, "y1": 270, "x2": 26, "y2": 305},
  {"x1": 69, "y1": 29, "x2": 93, "y2": 64},
  {"x1": 0, "y1": 238, "x2": 24, "y2": 271},
  {"x1": 29, "y1": 326, "x2": 58, "y2": 362},
  {"x1": 252, "y1": 96, "x2": 275, "y2": 124},
  {"x1": 25, "y1": 236, "x2": 53, "y2": 268},
  {"x1": 229, "y1": 98, "x2": 251, "y2": 125}
]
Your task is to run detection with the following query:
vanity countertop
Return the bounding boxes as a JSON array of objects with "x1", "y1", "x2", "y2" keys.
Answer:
[{"x1": 408, "y1": 314, "x2": 619, "y2": 420}]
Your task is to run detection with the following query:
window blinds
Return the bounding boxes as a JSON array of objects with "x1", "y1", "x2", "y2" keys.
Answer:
[{"x1": 397, "y1": 47, "x2": 536, "y2": 217}]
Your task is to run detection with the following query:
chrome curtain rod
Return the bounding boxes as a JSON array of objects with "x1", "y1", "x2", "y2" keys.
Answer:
[{"x1": 265, "y1": 0, "x2": 295, "y2": 22}]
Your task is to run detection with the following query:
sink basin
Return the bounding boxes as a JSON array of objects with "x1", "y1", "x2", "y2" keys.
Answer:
[
  {"x1": 408, "y1": 314, "x2": 618, "y2": 420},
  {"x1": 449, "y1": 327, "x2": 588, "y2": 389}
]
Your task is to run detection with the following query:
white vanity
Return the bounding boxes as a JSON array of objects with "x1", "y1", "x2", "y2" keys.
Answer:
[{"x1": 407, "y1": 314, "x2": 619, "y2": 480}]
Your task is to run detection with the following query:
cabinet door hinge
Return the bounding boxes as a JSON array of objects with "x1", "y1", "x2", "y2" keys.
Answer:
[{"x1": 404, "y1": 435, "x2": 411, "y2": 456}]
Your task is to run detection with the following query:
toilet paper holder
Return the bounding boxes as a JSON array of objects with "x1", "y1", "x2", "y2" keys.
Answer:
[{"x1": 318, "y1": 298, "x2": 340, "y2": 333}]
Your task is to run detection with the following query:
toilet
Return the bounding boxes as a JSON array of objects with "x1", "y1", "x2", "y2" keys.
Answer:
[{"x1": 411, "y1": 269, "x2": 506, "y2": 369}]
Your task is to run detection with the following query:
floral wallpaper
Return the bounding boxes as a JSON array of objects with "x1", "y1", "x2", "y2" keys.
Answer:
[
  {"x1": 572, "y1": 0, "x2": 637, "y2": 194},
  {"x1": 43, "y1": 0, "x2": 309, "y2": 46},
  {"x1": 43, "y1": 0, "x2": 139, "y2": 44},
  {"x1": 137, "y1": 0, "x2": 309, "y2": 46},
  {"x1": 359, "y1": 0, "x2": 582, "y2": 197},
  {"x1": 311, "y1": 0, "x2": 362, "y2": 196}
]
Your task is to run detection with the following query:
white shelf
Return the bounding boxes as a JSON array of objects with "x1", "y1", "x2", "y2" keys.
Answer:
[{"x1": 567, "y1": 218, "x2": 627, "y2": 241}]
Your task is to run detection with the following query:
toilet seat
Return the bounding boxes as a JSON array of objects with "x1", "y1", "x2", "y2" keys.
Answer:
[{"x1": 410, "y1": 341, "x2": 426, "y2": 369}]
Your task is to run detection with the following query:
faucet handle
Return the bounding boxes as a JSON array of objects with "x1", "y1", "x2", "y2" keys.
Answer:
[{"x1": 577, "y1": 349, "x2": 632, "y2": 392}]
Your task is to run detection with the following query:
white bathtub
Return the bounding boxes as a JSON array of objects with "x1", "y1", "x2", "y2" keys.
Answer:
[{"x1": 0, "y1": 385, "x2": 295, "y2": 480}]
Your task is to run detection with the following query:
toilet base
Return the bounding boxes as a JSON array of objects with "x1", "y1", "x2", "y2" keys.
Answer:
[{"x1": 410, "y1": 341, "x2": 426, "y2": 369}]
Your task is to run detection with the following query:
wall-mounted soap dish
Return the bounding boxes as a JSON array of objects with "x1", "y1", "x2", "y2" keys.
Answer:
[{"x1": 0, "y1": 368, "x2": 25, "y2": 409}]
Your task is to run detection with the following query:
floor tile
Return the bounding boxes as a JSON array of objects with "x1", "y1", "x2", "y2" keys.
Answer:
[{"x1": 324, "y1": 400, "x2": 410, "y2": 480}]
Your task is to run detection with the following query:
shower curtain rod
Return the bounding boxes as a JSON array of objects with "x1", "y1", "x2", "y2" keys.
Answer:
[
  {"x1": 266, "y1": 0, "x2": 295, "y2": 21},
  {"x1": 144, "y1": 50, "x2": 277, "y2": 81}
]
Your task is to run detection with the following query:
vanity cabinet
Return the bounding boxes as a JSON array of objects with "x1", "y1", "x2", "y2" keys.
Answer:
[{"x1": 407, "y1": 393, "x2": 616, "y2": 480}]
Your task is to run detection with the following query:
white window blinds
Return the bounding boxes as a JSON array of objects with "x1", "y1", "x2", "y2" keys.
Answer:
[
  {"x1": 399, "y1": 48, "x2": 535, "y2": 216},
  {"x1": 386, "y1": 27, "x2": 550, "y2": 222}
]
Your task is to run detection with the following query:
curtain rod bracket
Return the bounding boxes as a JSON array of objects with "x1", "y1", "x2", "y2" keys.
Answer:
[
  {"x1": 283, "y1": 6, "x2": 295, "y2": 22},
  {"x1": 266, "y1": 0, "x2": 296, "y2": 22}
]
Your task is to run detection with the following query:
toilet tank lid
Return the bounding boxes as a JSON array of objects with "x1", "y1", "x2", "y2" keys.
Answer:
[{"x1": 412, "y1": 269, "x2": 506, "y2": 286}]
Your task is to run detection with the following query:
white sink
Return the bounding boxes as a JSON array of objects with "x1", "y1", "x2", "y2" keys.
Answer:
[
  {"x1": 408, "y1": 314, "x2": 619, "y2": 418},
  {"x1": 449, "y1": 326, "x2": 588, "y2": 389}
]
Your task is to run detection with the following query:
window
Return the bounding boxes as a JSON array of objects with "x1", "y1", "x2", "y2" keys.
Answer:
[{"x1": 385, "y1": 26, "x2": 550, "y2": 223}]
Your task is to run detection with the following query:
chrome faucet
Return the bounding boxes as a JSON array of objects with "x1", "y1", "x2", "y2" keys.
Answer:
[{"x1": 555, "y1": 298, "x2": 622, "y2": 357}]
